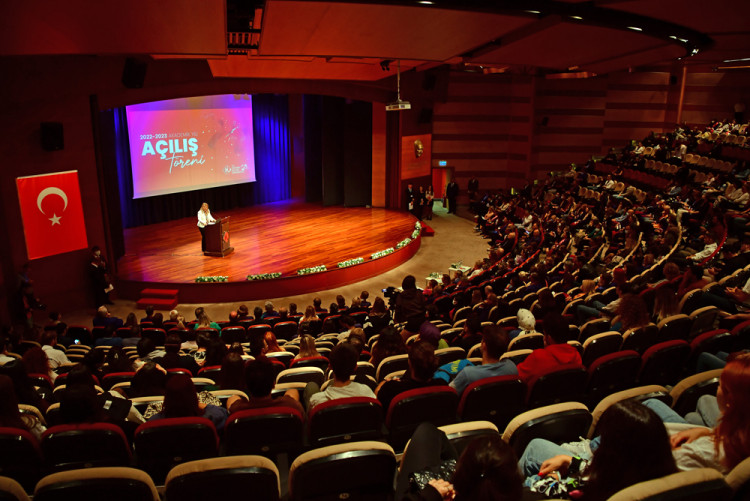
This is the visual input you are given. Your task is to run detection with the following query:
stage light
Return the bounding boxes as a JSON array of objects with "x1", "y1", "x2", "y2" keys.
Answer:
[
  {"x1": 569, "y1": 15, "x2": 583, "y2": 20},
  {"x1": 626, "y1": 26, "x2": 642, "y2": 32}
]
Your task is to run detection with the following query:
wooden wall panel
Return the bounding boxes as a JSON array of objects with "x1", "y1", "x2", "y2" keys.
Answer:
[{"x1": 371, "y1": 104, "x2": 387, "y2": 207}]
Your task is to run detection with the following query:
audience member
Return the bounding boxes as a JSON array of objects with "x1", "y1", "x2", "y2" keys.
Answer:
[{"x1": 450, "y1": 325, "x2": 517, "y2": 395}]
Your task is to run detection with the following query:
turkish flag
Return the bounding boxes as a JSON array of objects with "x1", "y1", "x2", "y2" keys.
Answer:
[{"x1": 16, "y1": 170, "x2": 88, "y2": 260}]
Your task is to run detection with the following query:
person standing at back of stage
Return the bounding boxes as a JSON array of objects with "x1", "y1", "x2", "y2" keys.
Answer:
[{"x1": 197, "y1": 202, "x2": 216, "y2": 252}]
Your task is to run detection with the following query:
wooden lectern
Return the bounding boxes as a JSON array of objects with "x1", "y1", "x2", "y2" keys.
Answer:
[{"x1": 204, "y1": 217, "x2": 234, "y2": 257}]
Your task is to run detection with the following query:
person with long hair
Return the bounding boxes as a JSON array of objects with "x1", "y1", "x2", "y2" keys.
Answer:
[
  {"x1": 364, "y1": 297, "x2": 392, "y2": 338},
  {"x1": 520, "y1": 400, "x2": 677, "y2": 500},
  {"x1": 644, "y1": 352, "x2": 750, "y2": 473},
  {"x1": 368, "y1": 326, "x2": 406, "y2": 369},
  {"x1": 652, "y1": 286, "x2": 680, "y2": 324},
  {"x1": 22, "y1": 346, "x2": 54, "y2": 381},
  {"x1": 148, "y1": 374, "x2": 228, "y2": 431},
  {"x1": 197, "y1": 202, "x2": 216, "y2": 252},
  {"x1": 295, "y1": 334, "x2": 320, "y2": 360},
  {"x1": 0, "y1": 374, "x2": 46, "y2": 439},
  {"x1": 218, "y1": 353, "x2": 248, "y2": 392},
  {"x1": 263, "y1": 331, "x2": 285, "y2": 354},
  {"x1": 298, "y1": 306, "x2": 322, "y2": 336},
  {"x1": 193, "y1": 307, "x2": 220, "y2": 331},
  {"x1": 612, "y1": 293, "x2": 651, "y2": 332}
]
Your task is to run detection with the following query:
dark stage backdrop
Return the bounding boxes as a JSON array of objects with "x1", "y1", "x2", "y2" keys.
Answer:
[
  {"x1": 101, "y1": 94, "x2": 292, "y2": 238},
  {"x1": 304, "y1": 96, "x2": 372, "y2": 207}
]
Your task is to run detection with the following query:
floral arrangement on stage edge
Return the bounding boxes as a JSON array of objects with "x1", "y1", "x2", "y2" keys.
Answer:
[
  {"x1": 371, "y1": 248, "x2": 394, "y2": 260},
  {"x1": 297, "y1": 265, "x2": 327, "y2": 275},
  {"x1": 412, "y1": 221, "x2": 422, "y2": 239},
  {"x1": 449, "y1": 261, "x2": 463, "y2": 270},
  {"x1": 396, "y1": 237, "x2": 412, "y2": 249},
  {"x1": 428, "y1": 271, "x2": 442, "y2": 279},
  {"x1": 195, "y1": 276, "x2": 228, "y2": 283},
  {"x1": 337, "y1": 257, "x2": 364, "y2": 268},
  {"x1": 247, "y1": 272, "x2": 282, "y2": 281}
]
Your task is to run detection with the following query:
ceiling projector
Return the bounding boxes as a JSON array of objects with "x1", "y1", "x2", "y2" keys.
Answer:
[{"x1": 386, "y1": 99, "x2": 411, "y2": 111}]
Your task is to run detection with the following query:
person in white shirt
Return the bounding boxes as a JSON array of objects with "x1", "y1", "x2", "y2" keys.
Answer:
[
  {"x1": 305, "y1": 342, "x2": 375, "y2": 410},
  {"x1": 196, "y1": 202, "x2": 217, "y2": 252},
  {"x1": 41, "y1": 330, "x2": 70, "y2": 369},
  {"x1": 689, "y1": 234, "x2": 718, "y2": 262}
]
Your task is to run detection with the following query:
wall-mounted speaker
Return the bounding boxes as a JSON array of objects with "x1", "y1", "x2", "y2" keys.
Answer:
[
  {"x1": 41, "y1": 122, "x2": 64, "y2": 151},
  {"x1": 122, "y1": 58, "x2": 148, "y2": 89}
]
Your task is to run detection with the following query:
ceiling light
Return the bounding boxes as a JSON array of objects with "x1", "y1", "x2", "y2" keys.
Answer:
[
  {"x1": 569, "y1": 15, "x2": 583, "y2": 20},
  {"x1": 626, "y1": 26, "x2": 642, "y2": 32},
  {"x1": 723, "y1": 57, "x2": 750, "y2": 63},
  {"x1": 417, "y1": 1, "x2": 434, "y2": 4},
  {"x1": 669, "y1": 35, "x2": 678, "y2": 40},
  {"x1": 525, "y1": 10, "x2": 541, "y2": 14}
]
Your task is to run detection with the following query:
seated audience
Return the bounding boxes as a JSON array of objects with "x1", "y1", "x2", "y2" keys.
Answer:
[
  {"x1": 228, "y1": 358, "x2": 303, "y2": 414},
  {"x1": 148, "y1": 374, "x2": 229, "y2": 432},
  {"x1": 305, "y1": 342, "x2": 375, "y2": 410},
  {"x1": 450, "y1": 325, "x2": 517, "y2": 396},
  {"x1": 516, "y1": 313, "x2": 582, "y2": 383},
  {"x1": 376, "y1": 340, "x2": 447, "y2": 412},
  {"x1": 0, "y1": 374, "x2": 46, "y2": 439}
]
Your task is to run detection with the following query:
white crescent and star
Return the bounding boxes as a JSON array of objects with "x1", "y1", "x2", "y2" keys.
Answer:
[{"x1": 36, "y1": 187, "x2": 68, "y2": 226}]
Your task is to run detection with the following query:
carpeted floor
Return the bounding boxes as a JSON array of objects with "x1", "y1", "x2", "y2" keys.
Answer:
[{"x1": 61, "y1": 204, "x2": 488, "y2": 326}]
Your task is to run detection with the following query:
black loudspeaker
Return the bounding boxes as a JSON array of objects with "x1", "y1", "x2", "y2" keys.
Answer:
[
  {"x1": 669, "y1": 75, "x2": 678, "y2": 85},
  {"x1": 41, "y1": 122, "x2": 64, "y2": 151},
  {"x1": 418, "y1": 108, "x2": 433, "y2": 124},
  {"x1": 122, "y1": 58, "x2": 148, "y2": 88}
]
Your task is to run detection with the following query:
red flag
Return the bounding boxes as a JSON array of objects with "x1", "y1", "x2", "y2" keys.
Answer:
[{"x1": 16, "y1": 170, "x2": 88, "y2": 260}]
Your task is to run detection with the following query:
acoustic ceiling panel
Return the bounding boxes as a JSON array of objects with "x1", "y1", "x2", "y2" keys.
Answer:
[{"x1": 260, "y1": 0, "x2": 533, "y2": 61}]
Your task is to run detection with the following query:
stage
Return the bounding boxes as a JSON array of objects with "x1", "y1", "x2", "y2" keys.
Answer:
[{"x1": 115, "y1": 201, "x2": 422, "y2": 304}]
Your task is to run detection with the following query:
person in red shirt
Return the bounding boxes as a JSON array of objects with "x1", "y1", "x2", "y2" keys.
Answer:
[{"x1": 517, "y1": 312, "x2": 582, "y2": 383}]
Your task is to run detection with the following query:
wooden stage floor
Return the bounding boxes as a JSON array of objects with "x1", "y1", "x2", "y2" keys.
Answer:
[{"x1": 115, "y1": 201, "x2": 421, "y2": 302}]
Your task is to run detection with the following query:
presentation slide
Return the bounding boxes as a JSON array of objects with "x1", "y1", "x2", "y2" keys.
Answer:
[{"x1": 126, "y1": 94, "x2": 256, "y2": 199}]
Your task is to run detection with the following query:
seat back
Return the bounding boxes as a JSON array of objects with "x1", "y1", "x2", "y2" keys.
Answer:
[
  {"x1": 133, "y1": 417, "x2": 219, "y2": 484},
  {"x1": 578, "y1": 318, "x2": 611, "y2": 343},
  {"x1": 165, "y1": 456, "x2": 280, "y2": 501},
  {"x1": 308, "y1": 397, "x2": 384, "y2": 448},
  {"x1": 457, "y1": 375, "x2": 526, "y2": 430},
  {"x1": 688, "y1": 306, "x2": 719, "y2": 339},
  {"x1": 266, "y1": 351, "x2": 294, "y2": 368},
  {"x1": 220, "y1": 326, "x2": 246, "y2": 344},
  {"x1": 434, "y1": 347, "x2": 466, "y2": 366},
  {"x1": 288, "y1": 441, "x2": 396, "y2": 501},
  {"x1": 607, "y1": 469, "x2": 731, "y2": 501},
  {"x1": 582, "y1": 332, "x2": 623, "y2": 367},
  {"x1": 272, "y1": 321, "x2": 298, "y2": 341},
  {"x1": 375, "y1": 354, "x2": 409, "y2": 382},
  {"x1": 526, "y1": 365, "x2": 587, "y2": 408},
  {"x1": 588, "y1": 385, "x2": 671, "y2": 438},
  {"x1": 508, "y1": 333, "x2": 544, "y2": 352},
  {"x1": 386, "y1": 386, "x2": 459, "y2": 451},
  {"x1": 224, "y1": 407, "x2": 305, "y2": 457},
  {"x1": 101, "y1": 372, "x2": 136, "y2": 391},
  {"x1": 726, "y1": 456, "x2": 750, "y2": 500},
  {"x1": 657, "y1": 314, "x2": 693, "y2": 342},
  {"x1": 669, "y1": 369, "x2": 722, "y2": 417},
  {"x1": 41, "y1": 423, "x2": 131, "y2": 472},
  {"x1": 276, "y1": 367, "x2": 325, "y2": 386},
  {"x1": 500, "y1": 349, "x2": 532, "y2": 365},
  {"x1": 687, "y1": 329, "x2": 733, "y2": 373},
  {"x1": 289, "y1": 356, "x2": 329, "y2": 371},
  {"x1": 0, "y1": 428, "x2": 42, "y2": 493},
  {"x1": 502, "y1": 402, "x2": 592, "y2": 457},
  {"x1": 0, "y1": 476, "x2": 30, "y2": 501},
  {"x1": 33, "y1": 467, "x2": 159, "y2": 501},
  {"x1": 622, "y1": 324, "x2": 658, "y2": 354},
  {"x1": 639, "y1": 340, "x2": 690, "y2": 386},
  {"x1": 585, "y1": 350, "x2": 641, "y2": 408}
]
